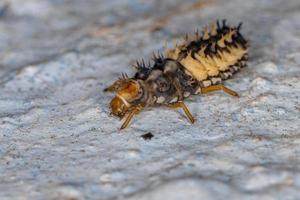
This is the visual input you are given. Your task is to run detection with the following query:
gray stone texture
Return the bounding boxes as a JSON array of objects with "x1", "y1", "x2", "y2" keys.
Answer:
[{"x1": 0, "y1": 0, "x2": 300, "y2": 199}]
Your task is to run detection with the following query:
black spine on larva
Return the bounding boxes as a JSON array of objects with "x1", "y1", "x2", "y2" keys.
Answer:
[
  {"x1": 133, "y1": 59, "x2": 152, "y2": 80},
  {"x1": 235, "y1": 23, "x2": 248, "y2": 48},
  {"x1": 152, "y1": 52, "x2": 166, "y2": 70}
]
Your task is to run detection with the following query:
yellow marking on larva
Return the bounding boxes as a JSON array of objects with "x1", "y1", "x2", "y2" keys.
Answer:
[
  {"x1": 165, "y1": 22, "x2": 248, "y2": 81},
  {"x1": 202, "y1": 26, "x2": 210, "y2": 40},
  {"x1": 196, "y1": 44, "x2": 206, "y2": 57},
  {"x1": 224, "y1": 30, "x2": 236, "y2": 43},
  {"x1": 217, "y1": 30, "x2": 236, "y2": 47},
  {"x1": 217, "y1": 37, "x2": 226, "y2": 48},
  {"x1": 194, "y1": 46, "x2": 226, "y2": 74},
  {"x1": 230, "y1": 44, "x2": 248, "y2": 58},
  {"x1": 166, "y1": 46, "x2": 181, "y2": 60},
  {"x1": 214, "y1": 45, "x2": 246, "y2": 71},
  {"x1": 206, "y1": 55, "x2": 221, "y2": 76},
  {"x1": 210, "y1": 23, "x2": 217, "y2": 36},
  {"x1": 193, "y1": 46, "x2": 218, "y2": 76},
  {"x1": 180, "y1": 53, "x2": 208, "y2": 81},
  {"x1": 211, "y1": 54, "x2": 230, "y2": 71},
  {"x1": 183, "y1": 34, "x2": 196, "y2": 44},
  {"x1": 166, "y1": 42, "x2": 187, "y2": 60},
  {"x1": 222, "y1": 45, "x2": 247, "y2": 66},
  {"x1": 194, "y1": 52, "x2": 219, "y2": 77},
  {"x1": 220, "y1": 51, "x2": 238, "y2": 69},
  {"x1": 200, "y1": 55, "x2": 217, "y2": 73}
]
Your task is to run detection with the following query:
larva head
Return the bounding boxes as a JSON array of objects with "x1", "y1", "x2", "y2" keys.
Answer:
[
  {"x1": 109, "y1": 96, "x2": 128, "y2": 118},
  {"x1": 104, "y1": 79, "x2": 143, "y2": 118}
]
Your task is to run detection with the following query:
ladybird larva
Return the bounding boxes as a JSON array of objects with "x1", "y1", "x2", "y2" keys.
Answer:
[{"x1": 104, "y1": 19, "x2": 248, "y2": 129}]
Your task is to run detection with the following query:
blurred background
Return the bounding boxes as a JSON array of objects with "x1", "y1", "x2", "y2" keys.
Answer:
[{"x1": 0, "y1": 0, "x2": 300, "y2": 199}]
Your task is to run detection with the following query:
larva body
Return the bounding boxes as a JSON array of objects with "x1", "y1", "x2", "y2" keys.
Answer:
[{"x1": 104, "y1": 20, "x2": 248, "y2": 129}]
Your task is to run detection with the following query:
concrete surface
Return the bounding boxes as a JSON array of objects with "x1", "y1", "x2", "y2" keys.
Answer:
[{"x1": 0, "y1": 0, "x2": 300, "y2": 199}]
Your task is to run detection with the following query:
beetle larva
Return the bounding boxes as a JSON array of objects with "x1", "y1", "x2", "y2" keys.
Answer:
[{"x1": 104, "y1": 20, "x2": 248, "y2": 129}]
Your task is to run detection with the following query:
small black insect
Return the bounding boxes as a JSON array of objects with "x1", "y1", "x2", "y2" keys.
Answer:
[{"x1": 141, "y1": 132, "x2": 154, "y2": 140}]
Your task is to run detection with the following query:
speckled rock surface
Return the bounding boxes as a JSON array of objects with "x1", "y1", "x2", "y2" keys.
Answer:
[{"x1": 0, "y1": 0, "x2": 300, "y2": 199}]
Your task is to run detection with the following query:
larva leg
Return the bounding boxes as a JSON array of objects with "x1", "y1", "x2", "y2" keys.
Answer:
[
  {"x1": 201, "y1": 84, "x2": 239, "y2": 97},
  {"x1": 171, "y1": 78, "x2": 184, "y2": 100},
  {"x1": 165, "y1": 74, "x2": 184, "y2": 100},
  {"x1": 120, "y1": 105, "x2": 143, "y2": 129},
  {"x1": 165, "y1": 101, "x2": 195, "y2": 123}
]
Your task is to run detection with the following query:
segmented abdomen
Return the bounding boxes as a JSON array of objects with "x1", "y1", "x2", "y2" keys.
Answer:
[{"x1": 166, "y1": 20, "x2": 248, "y2": 89}]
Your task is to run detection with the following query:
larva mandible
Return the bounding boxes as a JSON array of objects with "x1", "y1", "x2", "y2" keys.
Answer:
[{"x1": 104, "y1": 20, "x2": 248, "y2": 129}]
